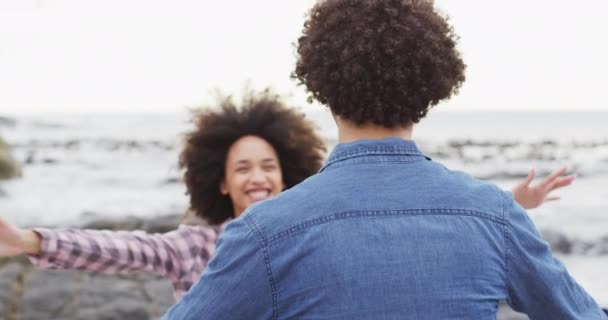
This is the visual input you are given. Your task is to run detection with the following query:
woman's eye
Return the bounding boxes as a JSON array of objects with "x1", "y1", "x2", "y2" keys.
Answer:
[
  {"x1": 263, "y1": 165, "x2": 277, "y2": 171},
  {"x1": 236, "y1": 167, "x2": 249, "y2": 173}
]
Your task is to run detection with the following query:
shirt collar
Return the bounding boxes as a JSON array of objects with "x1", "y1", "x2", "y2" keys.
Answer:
[{"x1": 320, "y1": 138, "x2": 430, "y2": 172}]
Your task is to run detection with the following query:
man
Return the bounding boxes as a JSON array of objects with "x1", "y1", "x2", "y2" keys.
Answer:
[{"x1": 164, "y1": 1, "x2": 607, "y2": 318}]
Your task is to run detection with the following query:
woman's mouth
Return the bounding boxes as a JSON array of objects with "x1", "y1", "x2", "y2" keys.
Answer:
[{"x1": 246, "y1": 189, "x2": 272, "y2": 202}]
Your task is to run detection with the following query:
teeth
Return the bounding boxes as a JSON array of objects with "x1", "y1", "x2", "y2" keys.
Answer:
[{"x1": 248, "y1": 190, "x2": 270, "y2": 201}]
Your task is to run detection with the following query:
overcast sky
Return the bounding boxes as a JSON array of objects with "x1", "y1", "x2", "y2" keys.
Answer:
[{"x1": 1, "y1": 0, "x2": 607, "y2": 114}]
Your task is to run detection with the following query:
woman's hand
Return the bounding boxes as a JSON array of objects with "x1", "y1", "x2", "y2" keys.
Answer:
[
  {"x1": 512, "y1": 166, "x2": 576, "y2": 210},
  {"x1": 0, "y1": 217, "x2": 41, "y2": 256}
]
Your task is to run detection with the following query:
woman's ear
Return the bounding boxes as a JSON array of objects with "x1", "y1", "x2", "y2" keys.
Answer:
[{"x1": 220, "y1": 179, "x2": 228, "y2": 195}]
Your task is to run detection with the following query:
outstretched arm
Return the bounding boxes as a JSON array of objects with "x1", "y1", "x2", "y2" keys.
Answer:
[
  {"x1": 0, "y1": 217, "x2": 217, "y2": 281},
  {"x1": 505, "y1": 198, "x2": 606, "y2": 319},
  {"x1": 512, "y1": 165, "x2": 575, "y2": 209}
]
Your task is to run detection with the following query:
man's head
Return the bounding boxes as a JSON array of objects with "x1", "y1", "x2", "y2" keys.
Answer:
[{"x1": 293, "y1": 0, "x2": 466, "y2": 128}]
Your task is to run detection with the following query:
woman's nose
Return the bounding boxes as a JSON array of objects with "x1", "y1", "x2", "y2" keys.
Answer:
[{"x1": 249, "y1": 167, "x2": 267, "y2": 183}]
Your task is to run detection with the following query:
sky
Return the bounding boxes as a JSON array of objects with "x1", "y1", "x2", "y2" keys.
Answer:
[{"x1": 0, "y1": 0, "x2": 607, "y2": 115}]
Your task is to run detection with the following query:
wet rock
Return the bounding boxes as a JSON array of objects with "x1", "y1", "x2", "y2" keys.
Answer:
[
  {"x1": 41, "y1": 158, "x2": 58, "y2": 165},
  {"x1": 19, "y1": 269, "x2": 84, "y2": 319},
  {"x1": 541, "y1": 229, "x2": 573, "y2": 254},
  {"x1": 161, "y1": 177, "x2": 181, "y2": 185},
  {"x1": 81, "y1": 214, "x2": 182, "y2": 234},
  {"x1": 1, "y1": 264, "x2": 174, "y2": 320},
  {"x1": 539, "y1": 229, "x2": 608, "y2": 256},
  {"x1": 0, "y1": 136, "x2": 22, "y2": 180},
  {"x1": 586, "y1": 236, "x2": 608, "y2": 255},
  {"x1": 0, "y1": 263, "x2": 24, "y2": 317},
  {"x1": 0, "y1": 215, "x2": 185, "y2": 319},
  {"x1": 0, "y1": 116, "x2": 17, "y2": 127},
  {"x1": 82, "y1": 215, "x2": 146, "y2": 231},
  {"x1": 69, "y1": 304, "x2": 151, "y2": 320},
  {"x1": 141, "y1": 214, "x2": 181, "y2": 234}
]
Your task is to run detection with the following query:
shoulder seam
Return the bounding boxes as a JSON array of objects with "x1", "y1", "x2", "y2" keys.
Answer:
[
  {"x1": 243, "y1": 214, "x2": 279, "y2": 319},
  {"x1": 498, "y1": 189, "x2": 513, "y2": 298}
]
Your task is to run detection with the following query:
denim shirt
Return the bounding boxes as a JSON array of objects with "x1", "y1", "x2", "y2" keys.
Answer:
[{"x1": 163, "y1": 138, "x2": 606, "y2": 320}]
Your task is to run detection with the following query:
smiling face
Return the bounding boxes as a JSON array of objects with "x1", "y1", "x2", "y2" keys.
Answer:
[{"x1": 220, "y1": 135, "x2": 285, "y2": 217}]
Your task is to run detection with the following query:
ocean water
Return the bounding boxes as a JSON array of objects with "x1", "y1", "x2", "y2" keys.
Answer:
[{"x1": 1, "y1": 110, "x2": 607, "y2": 304}]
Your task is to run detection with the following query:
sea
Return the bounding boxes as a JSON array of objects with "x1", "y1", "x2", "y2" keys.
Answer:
[{"x1": 1, "y1": 110, "x2": 608, "y2": 304}]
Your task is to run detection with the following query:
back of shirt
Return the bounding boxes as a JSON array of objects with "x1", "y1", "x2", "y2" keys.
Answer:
[{"x1": 259, "y1": 151, "x2": 508, "y2": 319}]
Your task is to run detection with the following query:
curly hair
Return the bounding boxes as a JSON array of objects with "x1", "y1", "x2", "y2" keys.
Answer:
[
  {"x1": 179, "y1": 90, "x2": 326, "y2": 225},
  {"x1": 293, "y1": 0, "x2": 466, "y2": 127}
]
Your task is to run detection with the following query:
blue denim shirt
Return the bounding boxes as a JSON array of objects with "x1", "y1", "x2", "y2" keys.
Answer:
[{"x1": 163, "y1": 138, "x2": 607, "y2": 320}]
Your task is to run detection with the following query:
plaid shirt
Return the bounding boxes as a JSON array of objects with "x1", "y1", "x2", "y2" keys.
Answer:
[{"x1": 28, "y1": 223, "x2": 225, "y2": 300}]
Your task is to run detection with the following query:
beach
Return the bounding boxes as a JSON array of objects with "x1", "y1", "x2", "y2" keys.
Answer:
[{"x1": 1, "y1": 111, "x2": 607, "y2": 318}]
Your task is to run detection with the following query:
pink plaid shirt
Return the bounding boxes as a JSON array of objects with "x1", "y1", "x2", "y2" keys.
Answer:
[{"x1": 28, "y1": 223, "x2": 226, "y2": 300}]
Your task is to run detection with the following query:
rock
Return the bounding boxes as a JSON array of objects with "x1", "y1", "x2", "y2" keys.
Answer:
[
  {"x1": 69, "y1": 304, "x2": 151, "y2": 320},
  {"x1": 6, "y1": 266, "x2": 174, "y2": 320},
  {"x1": 598, "y1": 236, "x2": 608, "y2": 255},
  {"x1": 0, "y1": 116, "x2": 16, "y2": 127},
  {"x1": 141, "y1": 214, "x2": 181, "y2": 234},
  {"x1": 41, "y1": 158, "x2": 58, "y2": 165},
  {"x1": 81, "y1": 214, "x2": 182, "y2": 234},
  {"x1": 138, "y1": 273, "x2": 175, "y2": 316},
  {"x1": 0, "y1": 263, "x2": 25, "y2": 317},
  {"x1": 0, "y1": 214, "x2": 185, "y2": 319},
  {"x1": 540, "y1": 229, "x2": 608, "y2": 256},
  {"x1": 0, "y1": 136, "x2": 22, "y2": 180},
  {"x1": 82, "y1": 215, "x2": 146, "y2": 231},
  {"x1": 161, "y1": 177, "x2": 181, "y2": 185},
  {"x1": 541, "y1": 229, "x2": 573, "y2": 254},
  {"x1": 584, "y1": 236, "x2": 608, "y2": 255},
  {"x1": 18, "y1": 268, "x2": 84, "y2": 319}
]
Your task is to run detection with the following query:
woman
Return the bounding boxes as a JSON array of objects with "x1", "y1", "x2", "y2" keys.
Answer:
[{"x1": 0, "y1": 90, "x2": 573, "y2": 299}]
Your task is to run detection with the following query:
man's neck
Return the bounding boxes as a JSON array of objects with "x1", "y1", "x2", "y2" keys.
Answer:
[{"x1": 335, "y1": 116, "x2": 413, "y2": 143}]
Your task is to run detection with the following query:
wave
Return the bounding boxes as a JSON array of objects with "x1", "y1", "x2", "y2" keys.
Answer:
[
  {"x1": 541, "y1": 229, "x2": 608, "y2": 256},
  {"x1": 0, "y1": 116, "x2": 17, "y2": 127},
  {"x1": 6, "y1": 136, "x2": 608, "y2": 178}
]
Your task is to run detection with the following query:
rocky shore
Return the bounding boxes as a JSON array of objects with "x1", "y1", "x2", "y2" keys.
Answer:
[
  {"x1": 0, "y1": 136, "x2": 21, "y2": 182},
  {"x1": 0, "y1": 215, "x2": 186, "y2": 320},
  {"x1": 1, "y1": 213, "x2": 599, "y2": 319},
  {"x1": 0, "y1": 259, "x2": 174, "y2": 320}
]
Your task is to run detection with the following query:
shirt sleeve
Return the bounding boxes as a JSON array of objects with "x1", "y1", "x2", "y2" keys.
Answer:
[
  {"x1": 505, "y1": 198, "x2": 606, "y2": 319},
  {"x1": 162, "y1": 215, "x2": 274, "y2": 320},
  {"x1": 27, "y1": 225, "x2": 217, "y2": 284}
]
